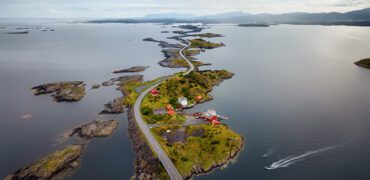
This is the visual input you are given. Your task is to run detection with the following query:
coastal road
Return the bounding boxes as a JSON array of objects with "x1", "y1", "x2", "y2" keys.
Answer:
[
  {"x1": 179, "y1": 40, "x2": 194, "y2": 75},
  {"x1": 133, "y1": 40, "x2": 192, "y2": 180}
]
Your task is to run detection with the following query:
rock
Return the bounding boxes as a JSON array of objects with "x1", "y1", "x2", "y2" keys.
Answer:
[
  {"x1": 113, "y1": 66, "x2": 149, "y2": 73},
  {"x1": 100, "y1": 97, "x2": 125, "y2": 114},
  {"x1": 31, "y1": 81, "x2": 86, "y2": 102},
  {"x1": 354, "y1": 58, "x2": 370, "y2": 69},
  {"x1": 102, "y1": 75, "x2": 143, "y2": 87},
  {"x1": 91, "y1": 84, "x2": 100, "y2": 89},
  {"x1": 143, "y1": 38, "x2": 183, "y2": 48},
  {"x1": 69, "y1": 120, "x2": 119, "y2": 139},
  {"x1": 5, "y1": 31, "x2": 29, "y2": 34},
  {"x1": 5, "y1": 145, "x2": 84, "y2": 180},
  {"x1": 127, "y1": 109, "x2": 166, "y2": 179},
  {"x1": 159, "y1": 49, "x2": 188, "y2": 68}
]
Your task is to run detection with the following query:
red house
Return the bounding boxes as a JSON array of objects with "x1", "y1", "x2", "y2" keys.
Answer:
[
  {"x1": 150, "y1": 89, "x2": 160, "y2": 96},
  {"x1": 166, "y1": 105, "x2": 176, "y2": 116},
  {"x1": 210, "y1": 116, "x2": 220, "y2": 125}
]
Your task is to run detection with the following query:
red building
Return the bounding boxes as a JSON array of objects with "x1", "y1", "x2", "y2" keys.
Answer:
[
  {"x1": 166, "y1": 105, "x2": 175, "y2": 116},
  {"x1": 150, "y1": 89, "x2": 160, "y2": 96}
]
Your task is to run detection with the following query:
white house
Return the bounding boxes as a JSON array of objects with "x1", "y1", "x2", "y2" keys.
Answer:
[{"x1": 178, "y1": 97, "x2": 188, "y2": 107}]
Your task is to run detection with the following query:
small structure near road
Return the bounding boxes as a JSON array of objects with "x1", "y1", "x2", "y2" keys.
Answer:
[
  {"x1": 178, "y1": 97, "x2": 188, "y2": 107},
  {"x1": 166, "y1": 105, "x2": 176, "y2": 115},
  {"x1": 150, "y1": 89, "x2": 160, "y2": 96}
]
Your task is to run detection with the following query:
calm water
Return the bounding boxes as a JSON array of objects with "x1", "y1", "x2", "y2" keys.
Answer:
[{"x1": 1, "y1": 22, "x2": 370, "y2": 179}]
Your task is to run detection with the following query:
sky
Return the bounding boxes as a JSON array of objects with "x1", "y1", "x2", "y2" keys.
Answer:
[{"x1": 0, "y1": 0, "x2": 369, "y2": 18}]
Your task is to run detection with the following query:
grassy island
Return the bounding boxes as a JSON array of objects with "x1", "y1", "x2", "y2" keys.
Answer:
[
  {"x1": 191, "y1": 33, "x2": 223, "y2": 38},
  {"x1": 355, "y1": 58, "x2": 370, "y2": 69},
  {"x1": 140, "y1": 70, "x2": 234, "y2": 124},
  {"x1": 5, "y1": 145, "x2": 84, "y2": 180},
  {"x1": 152, "y1": 124, "x2": 243, "y2": 178},
  {"x1": 136, "y1": 69, "x2": 243, "y2": 178},
  {"x1": 189, "y1": 38, "x2": 225, "y2": 49}
]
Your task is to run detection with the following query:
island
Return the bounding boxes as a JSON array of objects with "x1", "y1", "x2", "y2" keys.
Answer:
[
  {"x1": 31, "y1": 81, "x2": 86, "y2": 102},
  {"x1": 189, "y1": 38, "x2": 225, "y2": 49},
  {"x1": 238, "y1": 23, "x2": 270, "y2": 27},
  {"x1": 5, "y1": 145, "x2": 84, "y2": 180},
  {"x1": 354, "y1": 58, "x2": 370, "y2": 69},
  {"x1": 113, "y1": 66, "x2": 149, "y2": 73},
  {"x1": 190, "y1": 33, "x2": 223, "y2": 38},
  {"x1": 61, "y1": 120, "x2": 119, "y2": 141}
]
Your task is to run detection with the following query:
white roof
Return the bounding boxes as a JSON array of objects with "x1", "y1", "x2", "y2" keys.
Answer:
[
  {"x1": 178, "y1": 97, "x2": 188, "y2": 106},
  {"x1": 207, "y1": 109, "x2": 216, "y2": 116}
]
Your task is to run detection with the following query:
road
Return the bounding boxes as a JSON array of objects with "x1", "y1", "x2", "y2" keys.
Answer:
[
  {"x1": 179, "y1": 40, "x2": 194, "y2": 75},
  {"x1": 133, "y1": 40, "x2": 192, "y2": 180}
]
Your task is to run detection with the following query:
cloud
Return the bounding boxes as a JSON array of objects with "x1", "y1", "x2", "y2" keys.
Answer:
[
  {"x1": 0, "y1": 0, "x2": 369, "y2": 18},
  {"x1": 48, "y1": 8, "x2": 60, "y2": 14}
]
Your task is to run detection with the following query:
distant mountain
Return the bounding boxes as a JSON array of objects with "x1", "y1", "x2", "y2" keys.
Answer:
[
  {"x1": 143, "y1": 13, "x2": 195, "y2": 20},
  {"x1": 88, "y1": 8, "x2": 370, "y2": 26}
]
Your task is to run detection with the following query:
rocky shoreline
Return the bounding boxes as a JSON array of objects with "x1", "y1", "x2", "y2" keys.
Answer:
[
  {"x1": 31, "y1": 81, "x2": 86, "y2": 102},
  {"x1": 355, "y1": 58, "x2": 370, "y2": 69},
  {"x1": 127, "y1": 108, "x2": 168, "y2": 180},
  {"x1": 5, "y1": 145, "x2": 84, "y2": 180},
  {"x1": 113, "y1": 66, "x2": 150, "y2": 73},
  {"x1": 185, "y1": 137, "x2": 244, "y2": 179}
]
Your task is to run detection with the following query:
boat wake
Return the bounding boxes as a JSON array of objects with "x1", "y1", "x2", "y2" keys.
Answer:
[
  {"x1": 263, "y1": 147, "x2": 276, "y2": 158},
  {"x1": 265, "y1": 145, "x2": 338, "y2": 170}
]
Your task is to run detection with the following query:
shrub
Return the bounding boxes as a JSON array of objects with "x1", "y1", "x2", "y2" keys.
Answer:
[
  {"x1": 169, "y1": 97, "x2": 179, "y2": 107},
  {"x1": 141, "y1": 106, "x2": 153, "y2": 116}
]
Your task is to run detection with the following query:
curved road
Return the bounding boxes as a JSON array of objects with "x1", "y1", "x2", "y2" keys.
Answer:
[{"x1": 133, "y1": 40, "x2": 192, "y2": 180}]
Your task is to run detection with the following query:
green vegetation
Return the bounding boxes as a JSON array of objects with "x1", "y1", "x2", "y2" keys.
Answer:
[
  {"x1": 152, "y1": 124, "x2": 243, "y2": 177},
  {"x1": 354, "y1": 58, "x2": 370, "y2": 69},
  {"x1": 171, "y1": 59, "x2": 189, "y2": 67},
  {"x1": 140, "y1": 70, "x2": 233, "y2": 124},
  {"x1": 121, "y1": 76, "x2": 173, "y2": 107},
  {"x1": 121, "y1": 80, "x2": 142, "y2": 107},
  {"x1": 189, "y1": 38, "x2": 224, "y2": 49},
  {"x1": 191, "y1": 33, "x2": 223, "y2": 38},
  {"x1": 183, "y1": 49, "x2": 201, "y2": 57},
  {"x1": 192, "y1": 60, "x2": 210, "y2": 67},
  {"x1": 5, "y1": 145, "x2": 84, "y2": 179}
]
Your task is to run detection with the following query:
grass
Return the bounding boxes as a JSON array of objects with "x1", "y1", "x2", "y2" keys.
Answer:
[
  {"x1": 183, "y1": 49, "x2": 201, "y2": 57},
  {"x1": 189, "y1": 38, "x2": 224, "y2": 49},
  {"x1": 121, "y1": 75, "x2": 174, "y2": 107},
  {"x1": 355, "y1": 58, "x2": 370, "y2": 69},
  {"x1": 152, "y1": 124, "x2": 243, "y2": 177},
  {"x1": 191, "y1": 33, "x2": 223, "y2": 38},
  {"x1": 172, "y1": 59, "x2": 189, "y2": 67},
  {"x1": 140, "y1": 70, "x2": 233, "y2": 124}
]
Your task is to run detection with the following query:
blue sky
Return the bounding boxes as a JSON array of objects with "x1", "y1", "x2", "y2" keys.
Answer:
[{"x1": 0, "y1": 0, "x2": 369, "y2": 18}]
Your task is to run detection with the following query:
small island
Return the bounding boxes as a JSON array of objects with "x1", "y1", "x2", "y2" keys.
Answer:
[
  {"x1": 189, "y1": 38, "x2": 225, "y2": 49},
  {"x1": 5, "y1": 145, "x2": 84, "y2": 180},
  {"x1": 238, "y1": 23, "x2": 270, "y2": 27},
  {"x1": 31, "y1": 81, "x2": 86, "y2": 102},
  {"x1": 113, "y1": 66, "x2": 149, "y2": 73},
  {"x1": 354, "y1": 58, "x2": 370, "y2": 69},
  {"x1": 191, "y1": 33, "x2": 223, "y2": 38}
]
